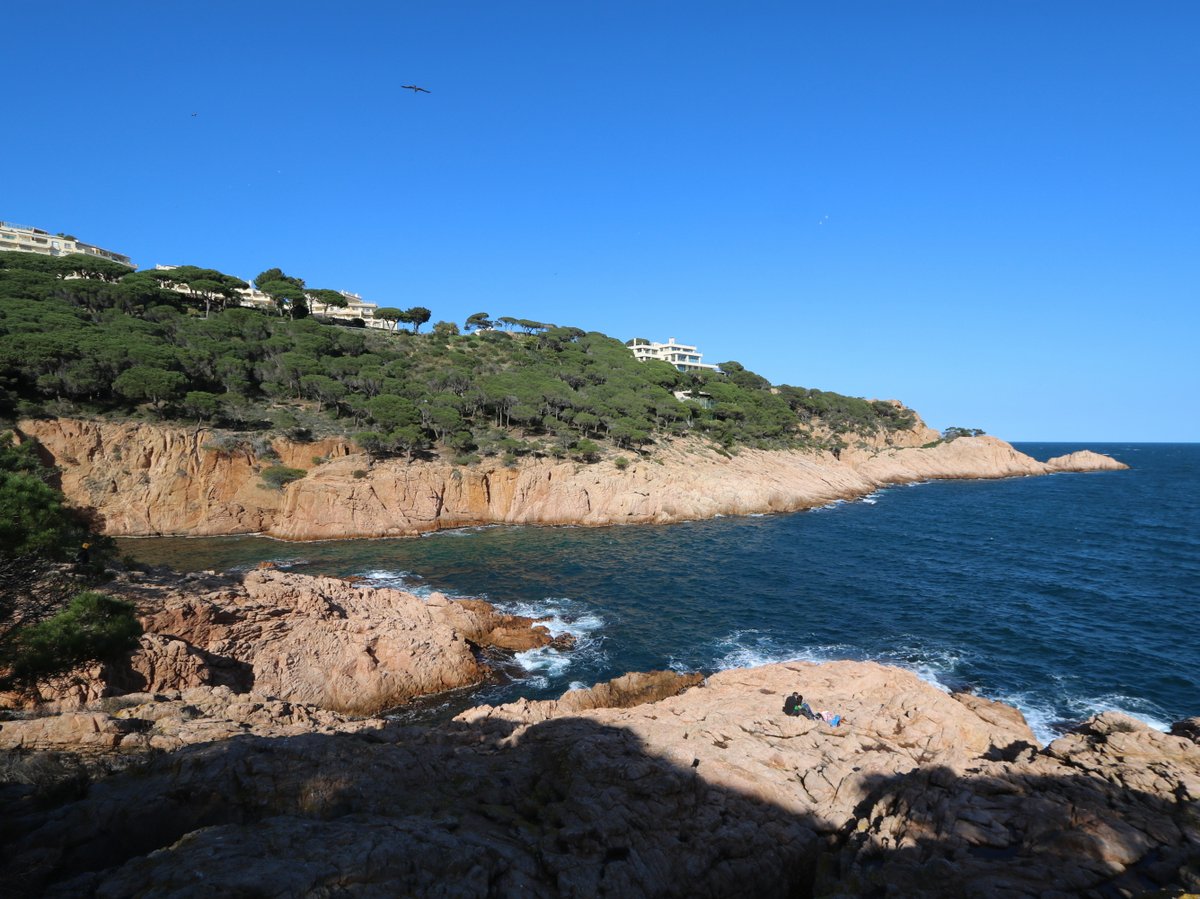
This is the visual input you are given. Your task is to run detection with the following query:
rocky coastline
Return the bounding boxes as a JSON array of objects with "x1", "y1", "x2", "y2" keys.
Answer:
[
  {"x1": 4, "y1": 420, "x2": 1175, "y2": 896},
  {"x1": 1, "y1": 568, "x2": 1196, "y2": 897},
  {"x1": 16, "y1": 417, "x2": 1128, "y2": 541}
]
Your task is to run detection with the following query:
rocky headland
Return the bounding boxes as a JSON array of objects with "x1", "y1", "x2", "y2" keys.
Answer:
[
  {"x1": 1, "y1": 570, "x2": 1196, "y2": 897},
  {"x1": 16, "y1": 417, "x2": 1128, "y2": 540},
  {"x1": 2, "y1": 568, "x2": 570, "y2": 715},
  {"x1": 2, "y1": 421, "x2": 1164, "y2": 896}
]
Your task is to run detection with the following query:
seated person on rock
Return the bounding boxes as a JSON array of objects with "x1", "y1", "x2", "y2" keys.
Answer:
[{"x1": 783, "y1": 692, "x2": 841, "y2": 726}]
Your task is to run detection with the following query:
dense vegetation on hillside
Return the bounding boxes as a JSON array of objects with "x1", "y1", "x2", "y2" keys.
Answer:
[{"x1": 0, "y1": 250, "x2": 918, "y2": 461}]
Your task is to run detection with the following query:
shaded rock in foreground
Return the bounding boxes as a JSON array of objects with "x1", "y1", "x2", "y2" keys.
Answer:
[{"x1": 3, "y1": 662, "x2": 1196, "y2": 897}]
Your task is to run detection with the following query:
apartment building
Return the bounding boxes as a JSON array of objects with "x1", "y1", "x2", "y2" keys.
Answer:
[
  {"x1": 310, "y1": 290, "x2": 388, "y2": 328},
  {"x1": 154, "y1": 265, "x2": 388, "y2": 328},
  {"x1": 629, "y1": 337, "x2": 719, "y2": 373},
  {"x1": 0, "y1": 221, "x2": 134, "y2": 267}
]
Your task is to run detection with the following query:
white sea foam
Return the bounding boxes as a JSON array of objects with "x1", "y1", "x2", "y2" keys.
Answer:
[
  {"x1": 514, "y1": 646, "x2": 574, "y2": 677},
  {"x1": 872, "y1": 644, "x2": 970, "y2": 694},
  {"x1": 903, "y1": 663, "x2": 953, "y2": 693},
  {"x1": 497, "y1": 598, "x2": 604, "y2": 639},
  {"x1": 355, "y1": 569, "x2": 483, "y2": 600},
  {"x1": 676, "y1": 630, "x2": 860, "y2": 674},
  {"x1": 495, "y1": 596, "x2": 607, "y2": 683},
  {"x1": 421, "y1": 525, "x2": 500, "y2": 538},
  {"x1": 1068, "y1": 692, "x2": 1172, "y2": 734},
  {"x1": 358, "y1": 569, "x2": 427, "y2": 593},
  {"x1": 232, "y1": 556, "x2": 306, "y2": 572},
  {"x1": 686, "y1": 633, "x2": 973, "y2": 705},
  {"x1": 987, "y1": 690, "x2": 1063, "y2": 746},
  {"x1": 813, "y1": 499, "x2": 848, "y2": 512},
  {"x1": 968, "y1": 686, "x2": 1173, "y2": 747}
]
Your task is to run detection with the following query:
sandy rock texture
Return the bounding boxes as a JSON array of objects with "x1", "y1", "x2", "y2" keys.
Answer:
[
  {"x1": 2, "y1": 662, "x2": 1195, "y2": 897},
  {"x1": 0, "y1": 685, "x2": 384, "y2": 754},
  {"x1": 1045, "y1": 449, "x2": 1131, "y2": 472},
  {"x1": 17, "y1": 419, "x2": 1128, "y2": 540},
  {"x1": 10, "y1": 569, "x2": 570, "y2": 716}
]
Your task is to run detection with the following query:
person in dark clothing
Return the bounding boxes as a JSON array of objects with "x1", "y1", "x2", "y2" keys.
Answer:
[{"x1": 783, "y1": 693, "x2": 818, "y2": 719}]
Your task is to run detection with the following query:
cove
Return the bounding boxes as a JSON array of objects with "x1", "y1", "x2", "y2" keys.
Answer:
[{"x1": 118, "y1": 442, "x2": 1200, "y2": 743}]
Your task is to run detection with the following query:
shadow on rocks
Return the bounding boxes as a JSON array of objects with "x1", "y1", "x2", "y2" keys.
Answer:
[{"x1": 1, "y1": 714, "x2": 1197, "y2": 898}]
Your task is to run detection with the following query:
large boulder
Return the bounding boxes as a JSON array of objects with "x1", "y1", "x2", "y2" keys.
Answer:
[
  {"x1": 128, "y1": 569, "x2": 569, "y2": 715},
  {"x1": 1045, "y1": 449, "x2": 1130, "y2": 472}
]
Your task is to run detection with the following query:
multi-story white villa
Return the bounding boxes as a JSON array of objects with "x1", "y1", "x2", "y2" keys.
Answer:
[
  {"x1": 154, "y1": 264, "x2": 275, "y2": 311},
  {"x1": 310, "y1": 290, "x2": 388, "y2": 328},
  {"x1": 154, "y1": 265, "x2": 389, "y2": 328},
  {"x1": 629, "y1": 337, "x2": 720, "y2": 373},
  {"x1": 0, "y1": 221, "x2": 134, "y2": 268}
]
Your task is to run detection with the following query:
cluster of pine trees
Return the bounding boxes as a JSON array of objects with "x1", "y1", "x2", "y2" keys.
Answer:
[
  {"x1": 0, "y1": 249, "x2": 918, "y2": 463},
  {"x1": 0, "y1": 431, "x2": 141, "y2": 695}
]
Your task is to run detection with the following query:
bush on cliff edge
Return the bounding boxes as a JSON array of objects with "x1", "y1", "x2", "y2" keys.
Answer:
[
  {"x1": 0, "y1": 431, "x2": 137, "y2": 696},
  {"x1": 0, "y1": 431, "x2": 91, "y2": 560},
  {"x1": 0, "y1": 591, "x2": 141, "y2": 693}
]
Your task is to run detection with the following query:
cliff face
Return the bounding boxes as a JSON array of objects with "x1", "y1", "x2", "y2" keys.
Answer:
[{"x1": 16, "y1": 418, "x2": 1127, "y2": 540}]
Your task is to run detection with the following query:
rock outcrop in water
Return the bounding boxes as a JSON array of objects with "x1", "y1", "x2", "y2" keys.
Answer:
[
  {"x1": 15, "y1": 418, "x2": 1128, "y2": 540},
  {"x1": 2, "y1": 661, "x2": 1195, "y2": 897},
  {"x1": 4, "y1": 569, "x2": 570, "y2": 715}
]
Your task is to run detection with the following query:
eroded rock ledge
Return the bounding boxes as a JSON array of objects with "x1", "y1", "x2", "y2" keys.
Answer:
[
  {"x1": 16, "y1": 418, "x2": 1128, "y2": 540},
  {"x1": 1, "y1": 661, "x2": 1195, "y2": 897},
  {"x1": 6, "y1": 569, "x2": 571, "y2": 716}
]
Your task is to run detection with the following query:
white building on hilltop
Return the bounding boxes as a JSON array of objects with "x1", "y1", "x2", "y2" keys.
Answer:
[
  {"x1": 154, "y1": 265, "x2": 389, "y2": 329},
  {"x1": 0, "y1": 221, "x2": 134, "y2": 268},
  {"x1": 310, "y1": 290, "x2": 388, "y2": 328},
  {"x1": 629, "y1": 337, "x2": 720, "y2": 373}
]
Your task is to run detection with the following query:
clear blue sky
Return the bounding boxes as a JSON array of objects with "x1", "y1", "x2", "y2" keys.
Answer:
[{"x1": 6, "y1": 2, "x2": 1198, "y2": 440}]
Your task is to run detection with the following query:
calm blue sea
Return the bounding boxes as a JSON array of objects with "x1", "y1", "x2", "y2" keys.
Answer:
[{"x1": 117, "y1": 443, "x2": 1200, "y2": 743}]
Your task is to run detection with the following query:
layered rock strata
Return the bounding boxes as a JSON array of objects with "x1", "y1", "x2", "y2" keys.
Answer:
[
  {"x1": 17, "y1": 418, "x2": 1128, "y2": 540},
  {"x1": 2, "y1": 662, "x2": 1195, "y2": 897}
]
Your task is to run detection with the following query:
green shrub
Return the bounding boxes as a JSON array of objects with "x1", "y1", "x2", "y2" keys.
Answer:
[
  {"x1": 352, "y1": 469, "x2": 368, "y2": 479},
  {"x1": 0, "y1": 250, "x2": 928, "y2": 459},
  {"x1": 942, "y1": 427, "x2": 986, "y2": 441},
  {"x1": 572, "y1": 439, "x2": 601, "y2": 463},
  {"x1": 614, "y1": 456, "x2": 630, "y2": 470},
  {"x1": 203, "y1": 434, "x2": 245, "y2": 456},
  {"x1": 260, "y1": 465, "x2": 306, "y2": 490},
  {"x1": 250, "y1": 436, "x2": 279, "y2": 460},
  {"x1": 0, "y1": 432, "x2": 89, "y2": 560},
  {"x1": 0, "y1": 591, "x2": 142, "y2": 690}
]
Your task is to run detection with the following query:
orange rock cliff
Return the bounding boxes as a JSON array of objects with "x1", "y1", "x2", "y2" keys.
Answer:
[{"x1": 16, "y1": 416, "x2": 1127, "y2": 540}]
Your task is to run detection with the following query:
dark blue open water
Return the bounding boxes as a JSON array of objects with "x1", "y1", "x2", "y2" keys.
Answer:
[{"x1": 117, "y1": 443, "x2": 1199, "y2": 743}]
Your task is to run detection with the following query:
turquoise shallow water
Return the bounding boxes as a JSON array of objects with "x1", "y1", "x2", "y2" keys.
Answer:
[{"x1": 117, "y1": 443, "x2": 1200, "y2": 743}]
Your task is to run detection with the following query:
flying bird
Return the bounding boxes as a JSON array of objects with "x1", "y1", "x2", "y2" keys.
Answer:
[{"x1": 401, "y1": 85, "x2": 431, "y2": 94}]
